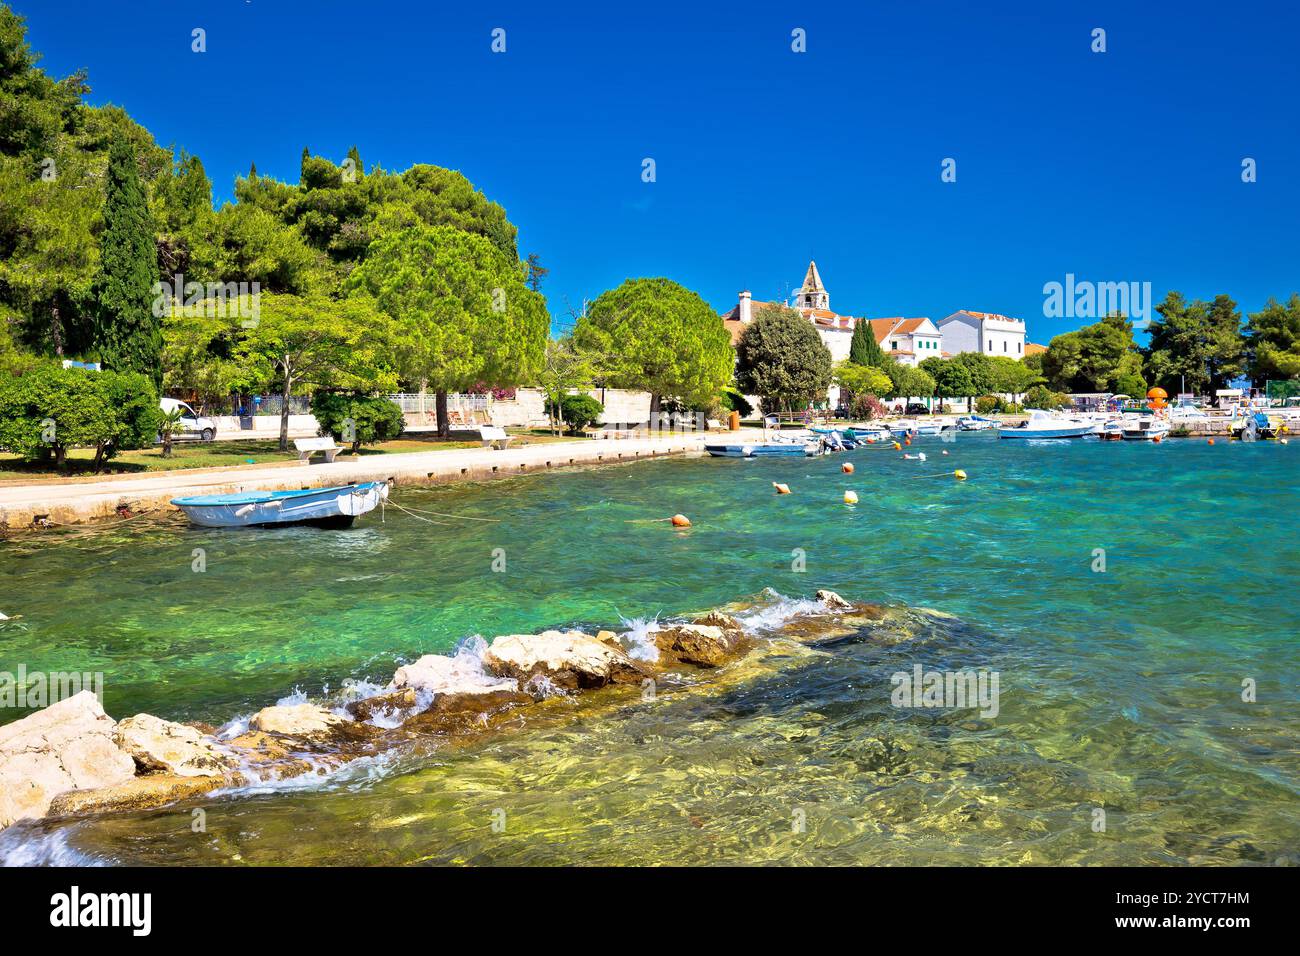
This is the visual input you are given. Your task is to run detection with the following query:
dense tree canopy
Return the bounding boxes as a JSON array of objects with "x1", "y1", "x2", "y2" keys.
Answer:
[
  {"x1": 734, "y1": 304, "x2": 833, "y2": 413},
  {"x1": 1244, "y1": 294, "x2": 1300, "y2": 382},
  {"x1": 1041, "y1": 314, "x2": 1144, "y2": 393},
  {"x1": 346, "y1": 224, "x2": 547, "y2": 435},
  {"x1": 573, "y1": 277, "x2": 733, "y2": 414},
  {"x1": 1144, "y1": 293, "x2": 1244, "y2": 393}
]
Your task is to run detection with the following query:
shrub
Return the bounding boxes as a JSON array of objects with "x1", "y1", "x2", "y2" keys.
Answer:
[
  {"x1": 311, "y1": 392, "x2": 405, "y2": 452},
  {"x1": 849, "y1": 393, "x2": 888, "y2": 420},
  {"x1": 719, "y1": 388, "x2": 753, "y2": 418},
  {"x1": 0, "y1": 366, "x2": 160, "y2": 471},
  {"x1": 545, "y1": 393, "x2": 603, "y2": 434},
  {"x1": 1024, "y1": 385, "x2": 1070, "y2": 410},
  {"x1": 975, "y1": 395, "x2": 1001, "y2": 415}
]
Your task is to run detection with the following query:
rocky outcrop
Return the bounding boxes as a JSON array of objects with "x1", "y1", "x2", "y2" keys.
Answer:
[
  {"x1": 0, "y1": 691, "x2": 137, "y2": 829},
  {"x1": 654, "y1": 623, "x2": 740, "y2": 668},
  {"x1": 346, "y1": 688, "x2": 418, "y2": 723},
  {"x1": 249, "y1": 703, "x2": 347, "y2": 739},
  {"x1": 113, "y1": 714, "x2": 234, "y2": 777},
  {"x1": 484, "y1": 630, "x2": 648, "y2": 689},
  {"x1": 391, "y1": 652, "x2": 518, "y2": 696},
  {"x1": 49, "y1": 772, "x2": 228, "y2": 817}
]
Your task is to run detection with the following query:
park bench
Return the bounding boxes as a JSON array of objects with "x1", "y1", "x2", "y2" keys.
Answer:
[
  {"x1": 294, "y1": 436, "x2": 343, "y2": 463},
  {"x1": 479, "y1": 425, "x2": 513, "y2": 450}
]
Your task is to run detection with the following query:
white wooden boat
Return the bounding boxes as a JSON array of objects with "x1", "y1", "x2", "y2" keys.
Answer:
[
  {"x1": 997, "y1": 410, "x2": 1095, "y2": 440},
  {"x1": 172, "y1": 481, "x2": 389, "y2": 528}
]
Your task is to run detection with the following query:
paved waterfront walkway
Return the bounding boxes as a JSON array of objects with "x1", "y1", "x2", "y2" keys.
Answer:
[{"x1": 0, "y1": 430, "x2": 751, "y2": 528}]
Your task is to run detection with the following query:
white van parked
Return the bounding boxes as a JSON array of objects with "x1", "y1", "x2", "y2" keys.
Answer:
[{"x1": 159, "y1": 397, "x2": 218, "y2": 442}]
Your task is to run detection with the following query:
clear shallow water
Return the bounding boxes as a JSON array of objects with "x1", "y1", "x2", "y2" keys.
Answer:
[{"x1": 1, "y1": 435, "x2": 1297, "y2": 865}]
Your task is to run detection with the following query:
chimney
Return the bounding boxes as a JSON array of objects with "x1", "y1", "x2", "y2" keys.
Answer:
[{"x1": 739, "y1": 290, "x2": 752, "y2": 323}]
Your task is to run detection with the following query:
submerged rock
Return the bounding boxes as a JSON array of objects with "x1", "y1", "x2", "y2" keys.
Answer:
[
  {"x1": 249, "y1": 703, "x2": 348, "y2": 739},
  {"x1": 402, "y1": 690, "x2": 531, "y2": 736},
  {"x1": 0, "y1": 691, "x2": 137, "y2": 830},
  {"x1": 113, "y1": 714, "x2": 234, "y2": 778},
  {"x1": 484, "y1": 630, "x2": 648, "y2": 689}
]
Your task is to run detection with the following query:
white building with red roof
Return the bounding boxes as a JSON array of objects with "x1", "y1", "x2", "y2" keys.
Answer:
[
  {"x1": 720, "y1": 261, "x2": 941, "y2": 368},
  {"x1": 937, "y1": 310, "x2": 1028, "y2": 358}
]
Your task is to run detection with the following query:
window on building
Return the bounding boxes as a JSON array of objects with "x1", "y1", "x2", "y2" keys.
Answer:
[
  {"x1": 1017, "y1": 342, "x2": 1022, "y2": 354},
  {"x1": 987, "y1": 339, "x2": 993, "y2": 351},
  {"x1": 892, "y1": 341, "x2": 899, "y2": 350},
  {"x1": 1003, "y1": 341, "x2": 1007, "y2": 352}
]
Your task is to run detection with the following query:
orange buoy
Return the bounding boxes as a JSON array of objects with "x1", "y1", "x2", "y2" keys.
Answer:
[
  {"x1": 670, "y1": 514, "x2": 691, "y2": 527},
  {"x1": 1207, "y1": 438, "x2": 1215, "y2": 445},
  {"x1": 842, "y1": 462, "x2": 855, "y2": 474},
  {"x1": 904, "y1": 437, "x2": 912, "y2": 446},
  {"x1": 773, "y1": 482, "x2": 791, "y2": 495},
  {"x1": 892, "y1": 441, "x2": 902, "y2": 450}
]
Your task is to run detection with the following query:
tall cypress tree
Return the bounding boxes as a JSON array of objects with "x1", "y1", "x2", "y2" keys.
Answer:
[
  {"x1": 850, "y1": 317, "x2": 886, "y2": 367},
  {"x1": 94, "y1": 133, "x2": 161, "y2": 389}
]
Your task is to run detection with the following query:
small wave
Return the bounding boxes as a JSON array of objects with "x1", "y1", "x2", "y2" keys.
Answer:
[
  {"x1": 214, "y1": 748, "x2": 406, "y2": 798},
  {"x1": 0, "y1": 826, "x2": 109, "y2": 867},
  {"x1": 619, "y1": 615, "x2": 662, "y2": 662},
  {"x1": 734, "y1": 589, "x2": 830, "y2": 633}
]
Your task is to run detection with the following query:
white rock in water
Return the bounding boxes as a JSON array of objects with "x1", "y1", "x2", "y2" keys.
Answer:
[
  {"x1": 0, "y1": 691, "x2": 137, "y2": 830},
  {"x1": 815, "y1": 589, "x2": 854, "y2": 610},
  {"x1": 484, "y1": 630, "x2": 645, "y2": 689},
  {"x1": 391, "y1": 651, "x2": 518, "y2": 697},
  {"x1": 113, "y1": 714, "x2": 234, "y2": 778},
  {"x1": 249, "y1": 703, "x2": 347, "y2": 738}
]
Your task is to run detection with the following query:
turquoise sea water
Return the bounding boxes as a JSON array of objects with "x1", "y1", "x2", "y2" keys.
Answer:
[{"x1": 1, "y1": 434, "x2": 1297, "y2": 865}]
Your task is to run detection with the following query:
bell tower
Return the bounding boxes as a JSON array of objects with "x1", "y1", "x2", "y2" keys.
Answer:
[{"x1": 798, "y1": 260, "x2": 829, "y2": 311}]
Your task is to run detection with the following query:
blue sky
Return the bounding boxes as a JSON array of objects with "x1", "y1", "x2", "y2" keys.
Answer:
[{"x1": 17, "y1": 0, "x2": 1300, "y2": 342}]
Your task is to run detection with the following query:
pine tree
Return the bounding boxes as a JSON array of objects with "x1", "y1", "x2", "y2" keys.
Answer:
[
  {"x1": 850, "y1": 317, "x2": 886, "y2": 367},
  {"x1": 93, "y1": 133, "x2": 161, "y2": 390}
]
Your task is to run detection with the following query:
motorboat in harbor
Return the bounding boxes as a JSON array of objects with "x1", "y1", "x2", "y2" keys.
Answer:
[
  {"x1": 956, "y1": 415, "x2": 997, "y2": 431},
  {"x1": 1121, "y1": 416, "x2": 1170, "y2": 441},
  {"x1": 890, "y1": 419, "x2": 947, "y2": 438},
  {"x1": 171, "y1": 481, "x2": 389, "y2": 528},
  {"x1": 996, "y1": 410, "x2": 1096, "y2": 440}
]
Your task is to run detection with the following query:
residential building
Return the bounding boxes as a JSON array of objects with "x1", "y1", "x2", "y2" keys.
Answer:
[{"x1": 938, "y1": 310, "x2": 1027, "y2": 358}]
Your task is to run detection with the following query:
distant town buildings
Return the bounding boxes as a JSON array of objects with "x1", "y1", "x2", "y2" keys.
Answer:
[{"x1": 722, "y1": 261, "x2": 1043, "y2": 371}]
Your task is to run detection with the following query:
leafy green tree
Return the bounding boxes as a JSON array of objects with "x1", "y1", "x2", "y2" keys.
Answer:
[
  {"x1": 93, "y1": 132, "x2": 161, "y2": 387},
  {"x1": 834, "y1": 361, "x2": 892, "y2": 402},
  {"x1": 1043, "y1": 313, "x2": 1142, "y2": 393},
  {"x1": 346, "y1": 224, "x2": 547, "y2": 437},
  {"x1": 236, "y1": 293, "x2": 399, "y2": 450},
  {"x1": 884, "y1": 363, "x2": 935, "y2": 406},
  {"x1": 985, "y1": 354, "x2": 1041, "y2": 402},
  {"x1": 849, "y1": 318, "x2": 887, "y2": 367},
  {"x1": 525, "y1": 253, "x2": 548, "y2": 292},
  {"x1": 573, "y1": 277, "x2": 733, "y2": 416},
  {"x1": 536, "y1": 335, "x2": 597, "y2": 435},
  {"x1": 734, "y1": 304, "x2": 833, "y2": 414},
  {"x1": 1244, "y1": 294, "x2": 1300, "y2": 382},
  {"x1": 545, "y1": 393, "x2": 603, "y2": 434},
  {"x1": 310, "y1": 391, "x2": 405, "y2": 453},
  {"x1": 0, "y1": 365, "x2": 158, "y2": 470},
  {"x1": 1144, "y1": 293, "x2": 1244, "y2": 394},
  {"x1": 920, "y1": 357, "x2": 976, "y2": 411},
  {"x1": 1024, "y1": 384, "x2": 1070, "y2": 410}
]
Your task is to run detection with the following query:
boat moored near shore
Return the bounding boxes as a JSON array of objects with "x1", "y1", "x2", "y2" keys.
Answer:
[{"x1": 171, "y1": 481, "x2": 389, "y2": 529}]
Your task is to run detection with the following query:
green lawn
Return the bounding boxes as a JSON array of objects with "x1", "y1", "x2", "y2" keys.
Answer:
[{"x1": 0, "y1": 429, "x2": 582, "y2": 482}]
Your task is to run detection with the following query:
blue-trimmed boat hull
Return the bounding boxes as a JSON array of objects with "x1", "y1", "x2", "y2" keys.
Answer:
[{"x1": 171, "y1": 481, "x2": 388, "y2": 528}]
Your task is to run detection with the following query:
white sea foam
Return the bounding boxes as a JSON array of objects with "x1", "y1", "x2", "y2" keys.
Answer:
[
  {"x1": 214, "y1": 748, "x2": 405, "y2": 797},
  {"x1": 0, "y1": 826, "x2": 108, "y2": 867},
  {"x1": 734, "y1": 589, "x2": 829, "y2": 633},
  {"x1": 619, "y1": 615, "x2": 662, "y2": 662}
]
